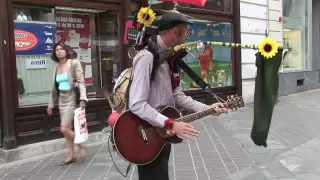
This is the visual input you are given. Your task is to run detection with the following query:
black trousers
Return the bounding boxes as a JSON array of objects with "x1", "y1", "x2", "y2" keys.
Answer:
[{"x1": 137, "y1": 144, "x2": 171, "y2": 180}]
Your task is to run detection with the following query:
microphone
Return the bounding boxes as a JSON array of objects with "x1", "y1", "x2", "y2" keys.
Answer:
[{"x1": 196, "y1": 40, "x2": 205, "y2": 53}]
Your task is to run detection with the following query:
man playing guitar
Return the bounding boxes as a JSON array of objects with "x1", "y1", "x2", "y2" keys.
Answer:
[{"x1": 128, "y1": 11, "x2": 228, "y2": 180}]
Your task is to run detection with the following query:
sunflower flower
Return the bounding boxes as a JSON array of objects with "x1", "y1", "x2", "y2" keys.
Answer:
[
  {"x1": 137, "y1": 7, "x2": 156, "y2": 26},
  {"x1": 258, "y1": 36, "x2": 279, "y2": 59}
]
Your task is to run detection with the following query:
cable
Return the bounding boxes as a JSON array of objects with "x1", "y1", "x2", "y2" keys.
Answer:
[{"x1": 107, "y1": 132, "x2": 132, "y2": 177}]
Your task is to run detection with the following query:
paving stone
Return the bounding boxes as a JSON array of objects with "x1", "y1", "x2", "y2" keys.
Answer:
[{"x1": 2, "y1": 90, "x2": 320, "y2": 179}]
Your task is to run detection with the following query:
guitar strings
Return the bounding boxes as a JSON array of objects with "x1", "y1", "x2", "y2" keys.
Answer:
[{"x1": 139, "y1": 95, "x2": 243, "y2": 137}]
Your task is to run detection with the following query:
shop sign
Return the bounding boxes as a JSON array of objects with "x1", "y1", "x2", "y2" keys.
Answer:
[
  {"x1": 25, "y1": 59, "x2": 46, "y2": 69},
  {"x1": 14, "y1": 21, "x2": 56, "y2": 55},
  {"x1": 14, "y1": 30, "x2": 38, "y2": 51},
  {"x1": 55, "y1": 13, "x2": 93, "y2": 85}
]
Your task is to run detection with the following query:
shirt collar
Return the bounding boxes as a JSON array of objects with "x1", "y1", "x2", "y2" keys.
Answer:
[{"x1": 157, "y1": 35, "x2": 169, "y2": 51}]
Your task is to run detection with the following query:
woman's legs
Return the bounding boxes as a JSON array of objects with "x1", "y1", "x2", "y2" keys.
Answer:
[
  {"x1": 58, "y1": 91, "x2": 86, "y2": 165},
  {"x1": 60, "y1": 125, "x2": 86, "y2": 160},
  {"x1": 60, "y1": 125, "x2": 75, "y2": 161},
  {"x1": 78, "y1": 143, "x2": 86, "y2": 158}
]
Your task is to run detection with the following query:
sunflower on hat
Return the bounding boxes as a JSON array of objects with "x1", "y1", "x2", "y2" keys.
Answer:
[
  {"x1": 258, "y1": 36, "x2": 279, "y2": 59},
  {"x1": 137, "y1": 7, "x2": 156, "y2": 25}
]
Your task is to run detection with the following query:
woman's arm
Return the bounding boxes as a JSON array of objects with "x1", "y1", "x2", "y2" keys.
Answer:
[
  {"x1": 48, "y1": 66, "x2": 59, "y2": 108},
  {"x1": 74, "y1": 60, "x2": 88, "y2": 102},
  {"x1": 173, "y1": 86, "x2": 206, "y2": 113}
]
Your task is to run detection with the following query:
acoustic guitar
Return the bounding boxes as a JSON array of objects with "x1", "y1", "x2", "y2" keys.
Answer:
[{"x1": 112, "y1": 95, "x2": 244, "y2": 165}]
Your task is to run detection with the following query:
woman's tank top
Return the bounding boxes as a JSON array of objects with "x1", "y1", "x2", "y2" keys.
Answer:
[{"x1": 56, "y1": 72, "x2": 71, "y2": 91}]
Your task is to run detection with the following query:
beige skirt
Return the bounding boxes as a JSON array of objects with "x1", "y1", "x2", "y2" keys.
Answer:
[{"x1": 59, "y1": 91, "x2": 77, "y2": 126}]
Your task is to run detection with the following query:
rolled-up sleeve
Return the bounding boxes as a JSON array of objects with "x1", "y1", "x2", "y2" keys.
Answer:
[
  {"x1": 173, "y1": 86, "x2": 206, "y2": 112},
  {"x1": 128, "y1": 50, "x2": 168, "y2": 128}
]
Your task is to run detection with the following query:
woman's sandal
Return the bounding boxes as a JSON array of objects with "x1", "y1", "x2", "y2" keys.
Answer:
[{"x1": 59, "y1": 157, "x2": 77, "y2": 166}]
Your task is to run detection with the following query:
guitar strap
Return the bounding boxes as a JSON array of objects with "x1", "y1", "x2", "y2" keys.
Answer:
[
  {"x1": 111, "y1": 37, "x2": 160, "y2": 178},
  {"x1": 112, "y1": 47, "x2": 211, "y2": 178},
  {"x1": 173, "y1": 50, "x2": 211, "y2": 91}
]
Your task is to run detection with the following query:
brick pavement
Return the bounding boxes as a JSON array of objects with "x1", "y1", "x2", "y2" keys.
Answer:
[
  {"x1": 0, "y1": 112, "x2": 254, "y2": 180},
  {"x1": 1, "y1": 89, "x2": 320, "y2": 180}
]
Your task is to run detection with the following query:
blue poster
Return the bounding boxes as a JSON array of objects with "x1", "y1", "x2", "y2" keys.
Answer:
[
  {"x1": 14, "y1": 21, "x2": 57, "y2": 55},
  {"x1": 186, "y1": 23, "x2": 232, "y2": 63}
]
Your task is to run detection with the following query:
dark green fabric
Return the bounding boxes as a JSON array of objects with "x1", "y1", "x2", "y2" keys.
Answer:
[{"x1": 251, "y1": 49, "x2": 283, "y2": 147}]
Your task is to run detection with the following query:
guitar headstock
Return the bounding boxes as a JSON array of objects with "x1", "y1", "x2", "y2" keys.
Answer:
[{"x1": 226, "y1": 94, "x2": 244, "y2": 111}]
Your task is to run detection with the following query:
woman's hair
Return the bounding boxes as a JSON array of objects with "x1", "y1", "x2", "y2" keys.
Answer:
[{"x1": 50, "y1": 42, "x2": 78, "y2": 63}]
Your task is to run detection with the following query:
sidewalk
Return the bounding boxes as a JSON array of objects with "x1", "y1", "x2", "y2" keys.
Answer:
[{"x1": 0, "y1": 89, "x2": 320, "y2": 179}]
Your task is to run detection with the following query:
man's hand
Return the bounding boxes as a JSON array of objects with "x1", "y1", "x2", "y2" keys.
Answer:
[
  {"x1": 169, "y1": 121, "x2": 199, "y2": 139},
  {"x1": 204, "y1": 102, "x2": 228, "y2": 116}
]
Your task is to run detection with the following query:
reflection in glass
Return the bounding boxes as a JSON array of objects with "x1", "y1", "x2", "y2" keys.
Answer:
[
  {"x1": 13, "y1": 5, "x2": 120, "y2": 106},
  {"x1": 179, "y1": 0, "x2": 232, "y2": 13},
  {"x1": 282, "y1": 0, "x2": 309, "y2": 71},
  {"x1": 282, "y1": 29, "x2": 304, "y2": 70},
  {"x1": 181, "y1": 22, "x2": 233, "y2": 90}
]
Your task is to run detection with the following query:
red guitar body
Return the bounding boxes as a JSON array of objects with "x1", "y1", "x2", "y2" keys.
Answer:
[{"x1": 112, "y1": 106, "x2": 182, "y2": 165}]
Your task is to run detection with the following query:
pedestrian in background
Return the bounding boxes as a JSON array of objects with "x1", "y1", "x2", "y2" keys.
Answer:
[{"x1": 47, "y1": 42, "x2": 88, "y2": 166}]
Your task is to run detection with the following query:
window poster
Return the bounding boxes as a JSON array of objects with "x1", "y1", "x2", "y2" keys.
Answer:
[
  {"x1": 55, "y1": 13, "x2": 93, "y2": 85},
  {"x1": 181, "y1": 23, "x2": 233, "y2": 90},
  {"x1": 14, "y1": 21, "x2": 56, "y2": 55}
]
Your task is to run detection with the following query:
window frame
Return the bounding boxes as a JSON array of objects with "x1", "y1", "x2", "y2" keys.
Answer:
[
  {"x1": 134, "y1": 0, "x2": 241, "y2": 94},
  {"x1": 180, "y1": 1, "x2": 241, "y2": 94},
  {"x1": 8, "y1": 0, "x2": 124, "y2": 111}
]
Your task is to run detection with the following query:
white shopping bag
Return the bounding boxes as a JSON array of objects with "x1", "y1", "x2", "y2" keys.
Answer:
[{"x1": 74, "y1": 107, "x2": 88, "y2": 144}]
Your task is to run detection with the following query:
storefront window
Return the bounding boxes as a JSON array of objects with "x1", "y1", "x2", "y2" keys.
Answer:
[
  {"x1": 181, "y1": 21, "x2": 233, "y2": 90},
  {"x1": 132, "y1": 2, "x2": 233, "y2": 90},
  {"x1": 13, "y1": 5, "x2": 120, "y2": 106},
  {"x1": 282, "y1": 0, "x2": 310, "y2": 71},
  {"x1": 178, "y1": 0, "x2": 232, "y2": 13}
]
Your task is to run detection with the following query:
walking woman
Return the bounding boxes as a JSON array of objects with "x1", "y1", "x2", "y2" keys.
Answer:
[{"x1": 47, "y1": 42, "x2": 87, "y2": 166}]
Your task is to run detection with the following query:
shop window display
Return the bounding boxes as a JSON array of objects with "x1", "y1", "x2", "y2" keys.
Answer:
[
  {"x1": 13, "y1": 5, "x2": 120, "y2": 106},
  {"x1": 282, "y1": 0, "x2": 310, "y2": 71},
  {"x1": 181, "y1": 22, "x2": 233, "y2": 90},
  {"x1": 179, "y1": 0, "x2": 232, "y2": 13}
]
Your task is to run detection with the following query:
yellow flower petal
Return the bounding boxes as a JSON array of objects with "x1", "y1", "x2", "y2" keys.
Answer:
[
  {"x1": 137, "y1": 7, "x2": 156, "y2": 25},
  {"x1": 258, "y1": 36, "x2": 279, "y2": 59}
]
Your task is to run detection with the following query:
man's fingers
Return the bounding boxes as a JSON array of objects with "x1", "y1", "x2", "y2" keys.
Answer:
[
  {"x1": 177, "y1": 133, "x2": 189, "y2": 139},
  {"x1": 185, "y1": 127, "x2": 199, "y2": 136},
  {"x1": 185, "y1": 123, "x2": 194, "y2": 128},
  {"x1": 213, "y1": 107, "x2": 223, "y2": 114},
  {"x1": 215, "y1": 102, "x2": 224, "y2": 107}
]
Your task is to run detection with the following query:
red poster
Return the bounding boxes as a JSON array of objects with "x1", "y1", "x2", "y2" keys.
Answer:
[{"x1": 55, "y1": 13, "x2": 93, "y2": 85}]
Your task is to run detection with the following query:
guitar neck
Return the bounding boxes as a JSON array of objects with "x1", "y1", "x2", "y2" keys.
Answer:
[
  {"x1": 175, "y1": 95, "x2": 244, "y2": 123},
  {"x1": 176, "y1": 107, "x2": 219, "y2": 123}
]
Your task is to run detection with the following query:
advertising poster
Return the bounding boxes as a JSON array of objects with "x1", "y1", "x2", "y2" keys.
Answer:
[
  {"x1": 55, "y1": 13, "x2": 93, "y2": 85},
  {"x1": 14, "y1": 21, "x2": 56, "y2": 55},
  {"x1": 181, "y1": 23, "x2": 233, "y2": 90}
]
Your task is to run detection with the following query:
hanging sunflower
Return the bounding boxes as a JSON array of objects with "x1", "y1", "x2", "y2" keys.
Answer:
[
  {"x1": 137, "y1": 7, "x2": 156, "y2": 26},
  {"x1": 258, "y1": 36, "x2": 279, "y2": 59}
]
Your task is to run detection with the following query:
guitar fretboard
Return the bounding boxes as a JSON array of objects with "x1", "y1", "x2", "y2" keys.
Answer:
[
  {"x1": 176, "y1": 108, "x2": 216, "y2": 123},
  {"x1": 175, "y1": 95, "x2": 243, "y2": 123}
]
